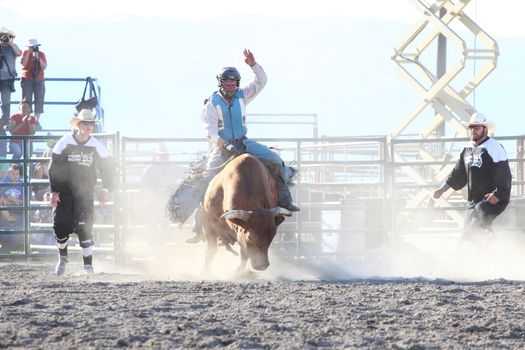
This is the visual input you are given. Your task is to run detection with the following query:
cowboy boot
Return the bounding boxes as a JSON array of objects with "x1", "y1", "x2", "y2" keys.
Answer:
[{"x1": 270, "y1": 163, "x2": 300, "y2": 212}]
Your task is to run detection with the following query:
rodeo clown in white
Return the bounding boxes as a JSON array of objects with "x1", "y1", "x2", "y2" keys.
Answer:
[
  {"x1": 48, "y1": 109, "x2": 114, "y2": 275},
  {"x1": 433, "y1": 112, "x2": 512, "y2": 235}
]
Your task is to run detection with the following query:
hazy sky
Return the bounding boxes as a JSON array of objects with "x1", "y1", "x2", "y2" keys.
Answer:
[
  {"x1": 3, "y1": 0, "x2": 525, "y2": 37},
  {"x1": 1, "y1": 0, "x2": 523, "y2": 138}
]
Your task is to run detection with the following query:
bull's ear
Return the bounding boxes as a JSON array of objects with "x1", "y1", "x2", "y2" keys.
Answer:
[
  {"x1": 229, "y1": 218, "x2": 249, "y2": 230},
  {"x1": 274, "y1": 216, "x2": 285, "y2": 226}
]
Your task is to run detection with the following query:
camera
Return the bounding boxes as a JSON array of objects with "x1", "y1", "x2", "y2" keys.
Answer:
[
  {"x1": 32, "y1": 45, "x2": 39, "y2": 52},
  {"x1": 0, "y1": 34, "x2": 9, "y2": 43}
]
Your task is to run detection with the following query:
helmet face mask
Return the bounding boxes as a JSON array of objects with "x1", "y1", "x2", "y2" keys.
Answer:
[{"x1": 217, "y1": 67, "x2": 241, "y2": 98}]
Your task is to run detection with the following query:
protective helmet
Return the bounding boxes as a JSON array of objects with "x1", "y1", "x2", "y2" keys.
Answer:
[{"x1": 217, "y1": 67, "x2": 241, "y2": 87}]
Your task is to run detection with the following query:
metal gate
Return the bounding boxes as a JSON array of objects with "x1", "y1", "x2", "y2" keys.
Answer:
[
  {"x1": 0, "y1": 133, "x2": 119, "y2": 258},
  {"x1": 2, "y1": 134, "x2": 524, "y2": 260}
]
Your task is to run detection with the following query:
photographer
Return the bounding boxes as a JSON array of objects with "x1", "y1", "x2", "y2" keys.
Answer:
[
  {"x1": 21, "y1": 39, "x2": 47, "y2": 127},
  {"x1": 0, "y1": 27, "x2": 22, "y2": 159}
]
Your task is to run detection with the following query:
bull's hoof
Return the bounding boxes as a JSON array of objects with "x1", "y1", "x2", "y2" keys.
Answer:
[
  {"x1": 185, "y1": 232, "x2": 204, "y2": 244},
  {"x1": 234, "y1": 269, "x2": 255, "y2": 280},
  {"x1": 251, "y1": 264, "x2": 269, "y2": 271}
]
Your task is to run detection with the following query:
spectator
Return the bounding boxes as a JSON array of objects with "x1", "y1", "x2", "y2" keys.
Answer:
[
  {"x1": 32, "y1": 144, "x2": 53, "y2": 201},
  {"x1": 8, "y1": 99, "x2": 37, "y2": 159},
  {"x1": 0, "y1": 27, "x2": 22, "y2": 159},
  {"x1": 48, "y1": 109, "x2": 114, "y2": 275},
  {"x1": 31, "y1": 190, "x2": 55, "y2": 247},
  {"x1": 140, "y1": 143, "x2": 186, "y2": 193},
  {"x1": 0, "y1": 163, "x2": 24, "y2": 231},
  {"x1": 33, "y1": 190, "x2": 52, "y2": 223},
  {"x1": 20, "y1": 39, "x2": 47, "y2": 127},
  {"x1": 140, "y1": 143, "x2": 186, "y2": 239},
  {"x1": 0, "y1": 195, "x2": 23, "y2": 253},
  {"x1": 31, "y1": 138, "x2": 56, "y2": 201}
]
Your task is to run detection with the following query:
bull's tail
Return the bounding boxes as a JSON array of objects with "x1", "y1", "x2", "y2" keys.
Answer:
[
  {"x1": 166, "y1": 154, "x2": 236, "y2": 224},
  {"x1": 165, "y1": 175, "x2": 205, "y2": 224}
]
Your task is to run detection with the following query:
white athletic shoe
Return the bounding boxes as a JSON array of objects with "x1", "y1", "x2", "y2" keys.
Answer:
[
  {"x1": 55, "y1": 256, "x2": 68, "y2": 276},
  {"x1": 83, "y1": 265, "x2": 95, "y2": 274}
]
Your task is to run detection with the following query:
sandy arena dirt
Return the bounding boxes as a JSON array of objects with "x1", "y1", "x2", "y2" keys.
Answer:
[
  {"x1": 1, "y1": 249, "x2": 525, "y2": 349},
  {"x1": 2, "y1": 228, "x2": 525, "y2": 349}
]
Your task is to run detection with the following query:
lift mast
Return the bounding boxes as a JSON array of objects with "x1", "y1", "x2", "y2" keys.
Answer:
[{"x1": 390, "y1": 0, "x2": 499, "y2": 225}]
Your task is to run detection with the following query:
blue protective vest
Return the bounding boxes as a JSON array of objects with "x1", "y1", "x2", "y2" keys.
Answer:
[{"x1": 210, "y1": 90, "x2": 247, "y2": 142}]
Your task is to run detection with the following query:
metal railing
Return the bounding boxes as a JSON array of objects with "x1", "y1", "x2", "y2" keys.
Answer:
[
  {"x1": 9, "y1": 77, "x2": 105, "y2": 132},
  {"x1": 0, "y1": 133, "x2": 118, "y2": 258},
  {"x1": 1, "y1": 134, "x2": 524, "y2": 260},
  {"x1": 119, "y1": 136, "x2": 390, "y2": 258},
  {"x1": 390, "y1": 135, "x2": 525, "y2": 236}
]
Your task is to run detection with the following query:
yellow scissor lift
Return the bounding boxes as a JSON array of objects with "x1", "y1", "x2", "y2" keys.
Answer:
[{"x1": 389, "y1": 0, "x2": 499, "y2": 233}]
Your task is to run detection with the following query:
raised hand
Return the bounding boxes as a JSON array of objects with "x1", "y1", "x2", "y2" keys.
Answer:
[{"x1": 244, "y1": 49, "x2": 256, "y2": 66}]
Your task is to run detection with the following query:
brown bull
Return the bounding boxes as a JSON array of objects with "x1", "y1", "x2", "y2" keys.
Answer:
[{"x1": 202, "y1": 154, "x2": 292, "y2": 274}]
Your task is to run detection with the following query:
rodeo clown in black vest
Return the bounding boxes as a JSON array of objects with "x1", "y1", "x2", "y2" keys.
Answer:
[
  {"x1": 168, "y1": 49, "x2": 299, "y2": 244},
  {"x1": 48, "y1": 109, "x2": 114, "y2": 275},
  {"x1": 433, "y1": 112, "x2": 512, "y2": 236}
]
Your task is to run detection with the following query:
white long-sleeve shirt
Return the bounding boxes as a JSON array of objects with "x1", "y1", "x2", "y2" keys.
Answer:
[{"x1": 201, "y1": 63, "x2": 267, "y2": 147}]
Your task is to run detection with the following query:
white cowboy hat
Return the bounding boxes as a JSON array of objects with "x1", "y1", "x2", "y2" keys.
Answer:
[
  {"x1": 26, "y1": 38, "x2": 41, "y2": 47},
  {"x1": 70, "y1": 109, "x2": 97, "y2": 129},
  {"x1": 155, "y1": 143, "x2": 169, "y2": 155},
  {"x1": 461, "y1": 112, "x2": 496, "y2": 130}
]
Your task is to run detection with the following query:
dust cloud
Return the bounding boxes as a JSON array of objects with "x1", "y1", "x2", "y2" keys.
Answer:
[
  {"x1": 107, "y1": 188, "x2": 525, "y2": 282},
  {"x1": 97, "y1": 224, "x2": 525, "y2": 283},
  {"x1": 334, "y1": 229, "x2": 525, "y2": 282}
]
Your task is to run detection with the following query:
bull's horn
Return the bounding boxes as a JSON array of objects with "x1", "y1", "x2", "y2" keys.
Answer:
[
  {"x1": 272, "y1": 207, "x2": 292, "y2": 217},
  {"x1": 221, "y1": 210, "x2": 253, "y2": 222}
]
